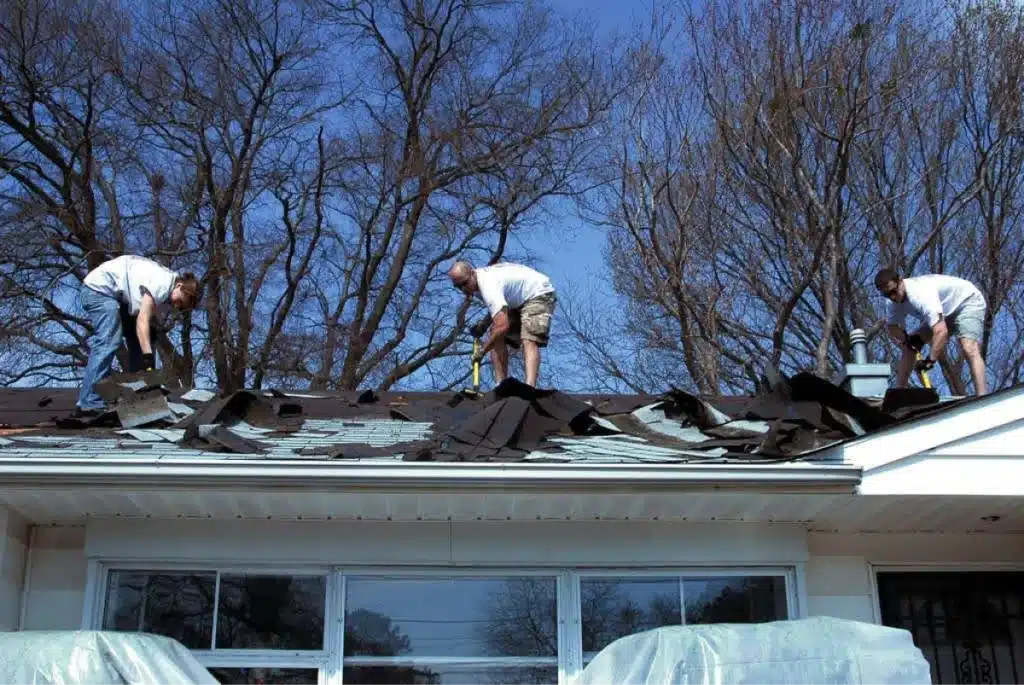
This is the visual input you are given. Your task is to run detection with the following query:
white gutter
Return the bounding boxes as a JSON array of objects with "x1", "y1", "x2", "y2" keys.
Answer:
[{"x1": 0, "y1": 456, "x2": 861, "y2": 492}]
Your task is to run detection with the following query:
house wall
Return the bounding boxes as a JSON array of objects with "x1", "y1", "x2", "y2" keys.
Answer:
[
  {"x1": 18, "y1": 519, "x2": 1024, "y2": 631},
  {"x1": 804, "y1": 531, "x2": 1024, "y2": 624},
  {"x1": 0, "y1": 507, "x2": 28, "y2": 630},
  {"x1": 19, "y1": 525, "x2": 87, "y2": 630}
]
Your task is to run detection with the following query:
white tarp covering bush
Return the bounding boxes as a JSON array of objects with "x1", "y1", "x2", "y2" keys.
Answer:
[
  {"x1": 0, "y1": 631, "x2": 217, "y2": 684},
  {"x1": 577, "y1": 617, "x2": 931, "y2": 685}
]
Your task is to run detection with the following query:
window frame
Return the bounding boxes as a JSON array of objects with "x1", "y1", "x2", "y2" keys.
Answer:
[{"x1": 86, "y1": 562, "x2": 798, "y2": 685}]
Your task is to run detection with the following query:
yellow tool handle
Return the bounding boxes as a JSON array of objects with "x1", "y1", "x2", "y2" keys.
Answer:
[
  {"x1": 915, "y1": 352, "x2": 932, "y2": 389},
  {"x1": 472, "y1": 339, "x2": 480, "y2": 387}
]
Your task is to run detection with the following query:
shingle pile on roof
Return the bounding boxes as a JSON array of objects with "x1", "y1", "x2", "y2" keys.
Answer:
[{"x1": 0, "y1": 371, "x2": 964, "y2": 464}]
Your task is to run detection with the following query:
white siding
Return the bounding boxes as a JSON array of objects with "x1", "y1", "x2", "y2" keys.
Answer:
[
  {"x1": 21, "y1": 525, "x2": 87, "y2": 630},
  {"x1": 804, "y1": 532, "x2": 1024, "y2": 623},
  {"x1": 84, "y1": 519, "x2": 810, "y2": 566},
  {"x1": 0, "y1": 507, "x2": 28, "y2": 630}
]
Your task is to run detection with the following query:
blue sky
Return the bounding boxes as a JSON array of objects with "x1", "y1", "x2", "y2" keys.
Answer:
[{"x1": 515, "y1": 0, "x2": 657, "y2": 305}]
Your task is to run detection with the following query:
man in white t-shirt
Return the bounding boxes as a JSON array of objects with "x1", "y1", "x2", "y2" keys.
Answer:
[
  {"x1": 875, "y1": 267, "x2": 989, "y2": 395},
  {"x1": 448, "y1": 260, "x2": 557, "y2": 387},
  {"x1": 74, "y1": 255, "x2": 201, "y2": 416}
]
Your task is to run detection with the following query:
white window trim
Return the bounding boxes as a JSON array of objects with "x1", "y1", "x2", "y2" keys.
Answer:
[{"x1": 86, "y1": 561, "x2": 799, "y2": 685}]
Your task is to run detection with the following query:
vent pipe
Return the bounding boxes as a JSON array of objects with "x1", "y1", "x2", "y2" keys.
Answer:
[{"x1": 839, "y1": 328, "x2": 891, "y2": 398}]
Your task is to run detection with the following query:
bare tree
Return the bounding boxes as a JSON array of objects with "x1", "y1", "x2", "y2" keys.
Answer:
[{"x1": 567, "y1": 0, "x2": 1024, "y2": 396}]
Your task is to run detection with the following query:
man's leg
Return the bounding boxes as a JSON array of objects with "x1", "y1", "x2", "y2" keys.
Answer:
[
  {"x1": 120, "y1": 307, "x2": 144, "y2": 372},
  {"x1": 959, "y1": 337, "x2": 988, "y2": 396},
  {"x1": 522, "y1": 340, "x2": 541, "y2": 387},
  {"x1": 518, "y1": 293, "x2": 555, "y2": 387},
  {"x1": 76, "y1": 289, "x2": 124, "y2": 411},
  {"x1": 895, "y1": 347, "x2": 915, "y2": 388},
  {"x1": 490, "y1": 343, "x2": 509, "y2": 383}
]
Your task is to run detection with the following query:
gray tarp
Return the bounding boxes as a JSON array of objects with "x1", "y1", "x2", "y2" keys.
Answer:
[
  {"x1": 0, "y1": 631, "x2": 216, "y2": 684},
  {"x1": 577, "y1": 617, "x2": 931, "y2": 685}
]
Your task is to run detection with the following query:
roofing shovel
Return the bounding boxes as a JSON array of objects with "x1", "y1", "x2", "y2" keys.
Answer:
[
  {"x1": 462, "y1": 337, "x2": 482, "y2": 398},
  {"x1": 907, "y1": 334, "x2": 933, "y2": 390}
]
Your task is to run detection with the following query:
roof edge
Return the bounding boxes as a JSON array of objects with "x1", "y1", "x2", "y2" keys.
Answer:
[{"x1": 0, "y1": 458, "x2": 861, "y2": 493}]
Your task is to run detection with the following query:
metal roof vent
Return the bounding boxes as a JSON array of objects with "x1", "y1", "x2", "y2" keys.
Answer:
[{"x1": 839, "y1": 328, "x2": 891, "y2": 398}]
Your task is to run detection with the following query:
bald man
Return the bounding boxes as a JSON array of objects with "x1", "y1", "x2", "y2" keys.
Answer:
[{"x1": 448, "y1": 260, "x2": 557, "y2": 387}]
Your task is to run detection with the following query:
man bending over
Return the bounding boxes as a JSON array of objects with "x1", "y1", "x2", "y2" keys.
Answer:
[
  {"x1": 875, "y1": 267, "x2": 988, "y2": 395},
  {"x1": 448, "y1": 260, "x2": 557, "y2": 387},
  {"x1": 74, "y1": 255, "x2": 201, "y2": 417}
]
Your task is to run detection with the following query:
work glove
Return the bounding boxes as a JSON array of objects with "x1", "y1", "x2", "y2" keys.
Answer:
[
  {"x1": 469, "y1": 315, "x2": 491, "y2": 339},
  {"x1": 141, "y1": 352, "x2": 156, "y2": 371},
  {"x1": 905, "y1": 333, "x2": 925, "y2": 351},
  {"x1": 471, "y1": 348, "x2": 486, "y2": 366},
  {"x1": 914, "y1": 357, "x2": 936, "y2": 372}
]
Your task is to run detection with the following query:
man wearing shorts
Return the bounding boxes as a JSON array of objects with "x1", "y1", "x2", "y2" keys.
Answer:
[
  {"x1": 875, "y1": 268, "x2": 989, "y2": 395},
  {"x1": 448, "y1": 260, "x2": 556, "y2": 387}
]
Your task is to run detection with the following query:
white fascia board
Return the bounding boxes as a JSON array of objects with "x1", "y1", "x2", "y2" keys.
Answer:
[
  {"x1": 0, "y1": 456, "x2": 861, "y2": 492},
  {"x1": 838, "y1": 385, "x2": 1024, "y2": 471},
  {"x1": 859, "y1": 455, "x2": 1024, "y2": 496}
]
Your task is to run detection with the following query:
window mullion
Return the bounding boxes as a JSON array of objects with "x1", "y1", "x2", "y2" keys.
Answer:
[
  {"x1": 679, "y1": 577, "x2": 687, "y2": 627},
  {"x1": 211, "y1": 572, "x2": 221, "y2": 650},
  {"x1": 325, "y1": 570, "x2": 345, "y2": 685}
]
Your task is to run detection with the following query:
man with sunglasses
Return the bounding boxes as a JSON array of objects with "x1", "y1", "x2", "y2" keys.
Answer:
[
  {"x1": 448, "y1": 260, "x2": 556, "y2": 387},
  {"x1": 874, "y1": 267, "x2": 988, "y2": 395}
]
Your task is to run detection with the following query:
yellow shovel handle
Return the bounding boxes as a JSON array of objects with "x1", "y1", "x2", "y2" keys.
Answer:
[
  {"x1": 915, "y1": 352, "x2": 932, "y2": 389},
  {"x1": 472, "y1": 339, "x2": 480, "y2": 388}
]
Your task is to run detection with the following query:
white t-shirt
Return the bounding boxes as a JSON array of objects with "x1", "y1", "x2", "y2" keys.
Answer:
[
  {"x1": 887, "y1": 274, "x2": 983, "y2": 328},
  {"x1": 475, "y1": 263, "x2": 555, "y2": 317},
  {"x1": 84, "y1": 255, "x2": 178, "y2": 315}
]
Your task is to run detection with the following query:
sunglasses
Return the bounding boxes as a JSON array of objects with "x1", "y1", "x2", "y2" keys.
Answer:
[{"x1": 452, "y1": 277, "x2": 470, "y2": 289}]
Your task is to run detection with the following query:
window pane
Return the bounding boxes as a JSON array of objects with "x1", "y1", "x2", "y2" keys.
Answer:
[
  {"x1": 208, "y1": 667, "x2": 318, "y2": 684},
  {"x1": 217, "y1": 575, "x2": 326, "y2": 650},
  {"x1": 343, "y1": 665, "x2": 556, "y2": 685},
  {"x1": 580, "y1": 577, "x2": 681, "y2": 659},
  {"x1": 345, "y1": 577, "x2": 557, "y2": 658},
  {"x1": 103, "y1": 571, "x2": 215, "y2": 649},
  {"x1": 684, "y1": 576, "x2": 788, "y2": 624}
]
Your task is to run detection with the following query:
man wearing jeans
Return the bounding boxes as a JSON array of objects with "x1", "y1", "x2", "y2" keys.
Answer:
[
  {"x1": 74, "y1": 255, "x2": 201, "y2": 416},
  {"x1": 448, "y1": 260, "x2": 556, "y2": 387},
  {"x1": 875, "y1": 268, "x2": 989, "y2": 395}
]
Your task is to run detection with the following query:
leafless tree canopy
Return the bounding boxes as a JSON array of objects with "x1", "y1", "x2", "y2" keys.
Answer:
[
  {"x1": 0, "y1": 0, "x2": 617, "y2": 391},
  {"x1": 567, "y1": 0, "x2": 1024, "y2": 396},
  {"x1": 3, "y1": 0, "x2": 1024, "y2": 395}
]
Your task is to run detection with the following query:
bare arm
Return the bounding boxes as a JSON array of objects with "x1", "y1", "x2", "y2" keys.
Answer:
[
  {"x1": 928, "y1": 318, "x2": 950, "y2": 361},
  {"x1": 886, "y1": 323, "x2": 907, "y2": 346},
  {"x1": 136, "y1": 293, "x2": 156, "y2": 354},
  {"x1": 481, "y1": 309, "x2": 510, "y2": 355}
]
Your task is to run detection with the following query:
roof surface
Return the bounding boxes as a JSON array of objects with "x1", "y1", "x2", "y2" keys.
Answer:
[{"x1": 0, "y1": 373, "x2": 971, "y2": 465}]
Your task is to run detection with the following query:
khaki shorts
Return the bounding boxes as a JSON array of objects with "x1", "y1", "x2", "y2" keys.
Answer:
[{"x1": 507, "y1": 292, "x2": 557, "y2": 347}]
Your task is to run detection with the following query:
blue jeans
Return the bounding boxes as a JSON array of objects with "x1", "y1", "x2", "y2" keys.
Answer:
[{"x1": 77, "y1": 287, "x2": 143, "y2": 410}]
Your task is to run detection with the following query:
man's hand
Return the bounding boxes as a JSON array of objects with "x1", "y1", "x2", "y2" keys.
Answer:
[
  {"x1": 141, "y1": 352, "x2": 156, "y2": 371},
  {"x1": 914, "y1": 357, "x2": 935, "y2": 372},
  {"x1": 471, "y1": 348, "x2": 485, "y2": 365},
  {"x1": 469, "y1": 316, "x2": 491, "y2": 339},
  {"x1": 905, "y1": 333, "x2": 925, "y2": 351}
]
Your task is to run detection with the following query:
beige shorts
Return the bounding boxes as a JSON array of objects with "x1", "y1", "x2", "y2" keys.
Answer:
[{"x1": 507, "y1": 293, "x2": 557, "y2": 347}]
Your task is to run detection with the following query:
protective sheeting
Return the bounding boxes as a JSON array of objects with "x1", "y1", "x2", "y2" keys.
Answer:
[
  {"x1": 577, "y1": 617, "x2": 931, "y2": 685},
  {"x1": 0, "y1": 631, "x2": 217, "y2": 684}
]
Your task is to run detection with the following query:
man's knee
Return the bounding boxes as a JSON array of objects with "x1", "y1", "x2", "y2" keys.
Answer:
[{"x1": 960, "y1": 337, "x2": 984, "y2": 360}]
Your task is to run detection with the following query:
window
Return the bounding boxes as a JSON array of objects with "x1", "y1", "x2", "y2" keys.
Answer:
[
  {"x1": 342, "y1": 576, "x2": 559, "y2": 685},
  {"x1": 579, "y1": 574, "x2": 788, "y2": 662},
  {"x1": 102, "y1": 569, "x2": 328, "y2": 682},
  {"x1": 97, "y1": 566, "x2": 792, "y2": 684}
]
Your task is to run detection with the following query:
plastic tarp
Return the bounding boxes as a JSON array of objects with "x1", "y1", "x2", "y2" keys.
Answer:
[
  {"x1": 577, "y1": 617, "x2": 931, "y2": 685},
  {"x1": 0, "y1": 631, "x2": 217, "y2": 684}
]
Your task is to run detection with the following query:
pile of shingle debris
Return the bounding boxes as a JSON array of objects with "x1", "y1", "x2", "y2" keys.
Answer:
[{"x1": 0, "y1": 369, "x2": 958, "y2": 462}]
